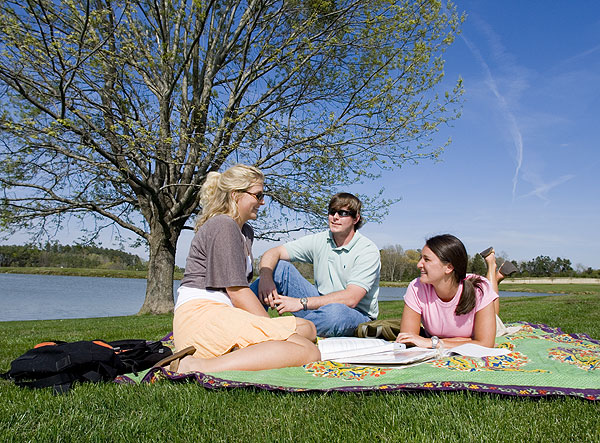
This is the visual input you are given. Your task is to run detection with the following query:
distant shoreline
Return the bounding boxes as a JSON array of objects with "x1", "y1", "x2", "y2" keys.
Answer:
[
  {"x1": 1, "y1": 267, "x2": 598, "y2": 287},
  {"x1": 0, "y1": 266, "x2": 185, "y2": 280},
  {"x1": 503, "y1": 277, "x2": 600, "y2": 284}
]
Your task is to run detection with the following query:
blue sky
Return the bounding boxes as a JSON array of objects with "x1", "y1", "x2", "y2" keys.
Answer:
[
  {"x1": 249, "y1": 1, "x2": 600, "y2": 270},
  {"x1": 5, "y1": 1, "x2": 600, "y2": 270}
]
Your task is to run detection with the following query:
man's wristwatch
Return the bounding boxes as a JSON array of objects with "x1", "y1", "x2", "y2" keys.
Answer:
[
  {"x1": 431, "y1": 336, "x2": 440, "y2": 349},
  {"x1": 300, "y1": 297, "x2": 308, "y2": 311}
]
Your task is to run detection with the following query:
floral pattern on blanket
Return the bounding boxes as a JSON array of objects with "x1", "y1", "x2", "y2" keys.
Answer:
[
  {"x1": 502, "y1": 323, "x2": 600, "y2": 371},
  {"x1": 427, "y1": 351, "x2": 548, "y2": 373},
  {"x1": 506, "y1": 324, "x2": 598, "y2": 346},
  {"x1": 305, "y1": 361, "x2": 389, "y2": 381},
  {"x1": 545, "y1": 334, "x2": 599, "y2": 348},
  {"x1": 548, "y1": 347, "x2": 600, "y2": 371}
]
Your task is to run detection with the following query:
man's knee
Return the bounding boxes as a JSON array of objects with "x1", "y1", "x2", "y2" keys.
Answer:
[
  {"x1": 318, "y1": 303, "x2": 351, "y2": 318},
  {"x1": 311, "y1": 303, "x2": 360, "y2": 337},
  {"x1": 272, "y1": 260, "x2": 298, "y2": 280}
]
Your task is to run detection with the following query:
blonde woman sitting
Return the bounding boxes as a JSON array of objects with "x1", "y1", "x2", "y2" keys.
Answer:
[{"x1": 157, "y1": 164, "x2": 320, "y2": 373}]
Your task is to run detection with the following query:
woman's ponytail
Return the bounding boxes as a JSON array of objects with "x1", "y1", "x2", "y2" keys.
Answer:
[
  {"x1": 200, "y1": 172, "x2": 221, "y2": 207},
  {"x1": 455, "y1": 276, "x2": 483, "y2": 315},
  {"x1": 195, "y1": 165, "x2": 264, "y2": 229}
]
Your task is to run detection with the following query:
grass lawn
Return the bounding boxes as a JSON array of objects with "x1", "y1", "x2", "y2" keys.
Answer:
[{"x1": 1, "y1": 287, "x2": 599, "y2": 442}]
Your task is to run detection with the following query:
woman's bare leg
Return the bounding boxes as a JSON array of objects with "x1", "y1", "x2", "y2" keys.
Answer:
[
  {"x1": 177, "y1": 334, "x2": 321, "y2": 373},
  {"x1": 295, "y1": 317, "x2": 318, "y2": 342},
  {"x1": 484, "y1": 249, "x2": 501, "y2": 315}
]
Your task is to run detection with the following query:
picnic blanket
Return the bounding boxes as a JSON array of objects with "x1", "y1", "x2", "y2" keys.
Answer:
[{"x1": 118, "y1": 322, "x2": 600, "y2": 401}]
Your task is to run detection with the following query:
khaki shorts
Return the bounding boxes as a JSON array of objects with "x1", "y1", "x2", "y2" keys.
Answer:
[{"x1": 173, "y1": 299, "x2": 298, "y2": 358}]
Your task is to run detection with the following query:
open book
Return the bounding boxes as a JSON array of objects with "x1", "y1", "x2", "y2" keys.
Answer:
[{"x1": 318, "y1": 337, "x2": 510, "y2": 365}]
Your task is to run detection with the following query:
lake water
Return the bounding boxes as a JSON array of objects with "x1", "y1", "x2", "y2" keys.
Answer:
[{"x1": 0, "y1": 273, "x2": 565, "y2": 322}]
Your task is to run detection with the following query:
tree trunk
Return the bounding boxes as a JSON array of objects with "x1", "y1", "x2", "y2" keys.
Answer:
[{"x1": 138, "y1": 231, "x2": 177, "y2": 315}]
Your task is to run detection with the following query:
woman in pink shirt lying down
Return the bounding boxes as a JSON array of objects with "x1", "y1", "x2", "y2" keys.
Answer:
[{"x1": 395, "y1": 234, "x2": 512, "y2": 350}]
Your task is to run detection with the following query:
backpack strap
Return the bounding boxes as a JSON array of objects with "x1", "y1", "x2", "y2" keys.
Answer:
[
  {"x1": 109, "y1": 339, "x2": 172, "y2": 374},
  {"x1": 14, "y1": 361, "x2": 121, "y2": 394},
  {"x1": 15, "y1": 371, "x2": 77, "y2": 393}
]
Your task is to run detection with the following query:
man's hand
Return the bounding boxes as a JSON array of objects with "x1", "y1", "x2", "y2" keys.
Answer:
[{"x1": 273, "y1": 295, "x2": 304, "y2": 314}]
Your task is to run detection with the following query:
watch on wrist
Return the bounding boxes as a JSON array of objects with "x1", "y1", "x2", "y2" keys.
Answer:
[
  {"x1": 300, "y1": 297, "x2": 308, "y2": 311},
  {"x1": 431, "y1": 336, "x2": 439, "y2": 349}
]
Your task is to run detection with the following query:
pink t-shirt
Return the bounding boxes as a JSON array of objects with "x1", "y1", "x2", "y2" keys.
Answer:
[{"x1": 403, "y1": 275, "x2": 498, "y2": 338}]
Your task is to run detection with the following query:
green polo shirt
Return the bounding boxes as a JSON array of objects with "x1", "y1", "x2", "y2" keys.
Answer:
[{"x1": 284, "y1": 230, "x2": 380, "y2": 319}]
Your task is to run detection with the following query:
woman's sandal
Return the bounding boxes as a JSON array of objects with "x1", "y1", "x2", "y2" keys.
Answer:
[
  {"x1": 152, "y1": 346, "x2": 196, "y2": 372},
  {"x1": 498, "y1": 261, "x2": 518, "y2": 277},
  {"x1": 480, "y1": 246, "x2": 494, "y2": 258}
]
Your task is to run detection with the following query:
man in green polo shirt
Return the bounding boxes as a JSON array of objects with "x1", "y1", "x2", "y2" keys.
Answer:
[{"x1": 250, "y1": 193, "x2": 380, "y2": 337}]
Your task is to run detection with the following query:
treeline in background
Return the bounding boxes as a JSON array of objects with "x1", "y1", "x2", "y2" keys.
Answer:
[
  {"x1": 379, "y1": 245, "x2": 600, "y2": 281},
  {"x1": 1, "y1": 242, "x2": 598, "y2": 281},
  {"x1": 0, "y1": 243, "x2": 146, "y2": 271}
]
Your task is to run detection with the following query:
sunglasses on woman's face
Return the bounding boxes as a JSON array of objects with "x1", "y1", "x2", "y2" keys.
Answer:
[
  {"x1": 244, "y1": 191, "x2": 265, "y2": 202},
  {"x1": 328, "y1": 209, "x2": 355, "y2": 218}
]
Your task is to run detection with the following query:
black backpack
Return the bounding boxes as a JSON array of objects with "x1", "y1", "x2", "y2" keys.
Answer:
[{"x1": 1, "y1": 339, "x2": 172, "y2": 393}]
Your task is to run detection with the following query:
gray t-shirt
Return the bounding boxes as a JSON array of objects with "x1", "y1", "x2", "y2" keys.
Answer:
[{"x1": 180, "y1": 214, "x2": 254, "y2": 291}]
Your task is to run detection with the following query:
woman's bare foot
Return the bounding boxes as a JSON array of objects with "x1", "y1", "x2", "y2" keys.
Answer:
[
  {"x1": 481, "y1": 247, "x2": 503, "y2": 315},
  {"x1": 495, "y1": 267, "x2": 506, "y2": 284},
  {"x1": 176, "y1": 354, "x2": 206, "y2": 373},
  {"x1": 483, "y1": 249, "x2": 499, "y2": 279},
  {"x1": 482, "y1": 248, "x2": 501, "y2": 298}
]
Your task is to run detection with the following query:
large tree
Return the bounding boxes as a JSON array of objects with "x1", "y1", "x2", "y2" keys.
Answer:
[{"x1": 0, "y1": 0, "x2": 463, "y2": 313}]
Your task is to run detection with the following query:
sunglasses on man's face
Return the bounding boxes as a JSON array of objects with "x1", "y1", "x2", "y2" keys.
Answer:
[{"x1": 328, "y1": 209, "x2": 355, "y2": 218}]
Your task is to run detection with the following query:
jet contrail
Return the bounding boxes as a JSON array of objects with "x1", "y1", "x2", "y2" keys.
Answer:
[{"x1": 461, "y1": 34, "x2": 523, "y2": 200}]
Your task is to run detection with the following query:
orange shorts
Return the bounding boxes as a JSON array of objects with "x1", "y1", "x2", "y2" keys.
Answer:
[{"x1": 173, "y1": 299, "x2": 299, "y2": 358}]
